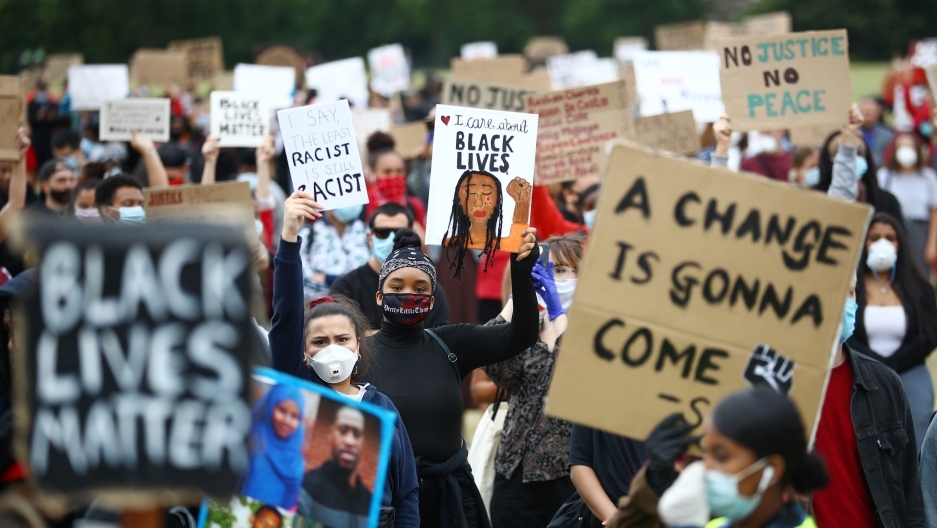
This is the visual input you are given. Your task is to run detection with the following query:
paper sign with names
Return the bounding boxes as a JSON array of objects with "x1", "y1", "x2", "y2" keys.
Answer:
[
  {"x1": 99, "y1": 98, "x2": 170, "y2": 142},
  {"x1": 424, "y1": 104, "x2": 539, "y2": 253},
  {"x1": 277, "y1": 100, "x2": 368, "y2": 210}
]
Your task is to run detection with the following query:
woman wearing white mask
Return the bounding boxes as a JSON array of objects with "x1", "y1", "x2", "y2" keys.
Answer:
[
  {"x1": 657, "y1": 389, "x2": 828, "y2": 528},
  {"x1": 269, "y1": 193, "x2": 420, "y2": 527},
  {"x1": 482, "y1": 232, "x2": 584, "y2": 527},
  {"x1": 847, "y1": 212, "x2": 937, "y2": 453},
  {"x1": 876, "y1": 132, "x2": 937, "y2": 274}
]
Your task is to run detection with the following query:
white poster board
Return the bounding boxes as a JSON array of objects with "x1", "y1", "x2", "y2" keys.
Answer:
[
  {"x1": 614, "y1": 37, "x2": 649, "y2": 62},
  {"x1": 277, "y1": 100, "x2": 368, "y2": 210},
  {"x1": 632, "y1": 51, "x2": 724, "y2": 122},
  {"x1": 351, "y1": 109, "x2": 392, "y2": 148},
  {"x1": 305, "y1": 58, "x2": 370, "y2": 110},
  {"x1": 210, "y1": 91, "x2": 271, "y2": 147},
  {"x1": 98, "y1": 98, "x2": 170, "y2": 141},
  {"x1": 233, "y1": 63, "x2": 295, "y2": 110},
  {"x1": 461, "y1": 42, "x2": 498, "y2": 61},
  {"x1": 546, "y1": 51, "x2": 599, "y2": 89},
  {"x1": 424, "y1": 104, "x2": 539, "y2": 254},
  {"x1": 367, "y1": 44, "x2": 410, "y2": 97},
  {"x1": 68, "y1": 65, "x2": 129, "y2": 111}
]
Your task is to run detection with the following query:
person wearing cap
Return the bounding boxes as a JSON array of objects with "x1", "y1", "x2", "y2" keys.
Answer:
[
  {"x1": 33, "y1": 156, "x2": 77, "y2": 216},
  {"x1": 157, "y1": 142, "x2": 189, "y2": 186}
]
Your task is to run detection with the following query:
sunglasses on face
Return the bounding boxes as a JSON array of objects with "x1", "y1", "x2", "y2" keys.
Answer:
[{"x1": 372, "y1": 227, "x2": 401, "y2": 240}]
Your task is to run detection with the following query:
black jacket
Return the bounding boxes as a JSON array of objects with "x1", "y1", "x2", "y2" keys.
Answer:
[{"x1": 845, "y1": 346, "x2": 925, "y2": 527}]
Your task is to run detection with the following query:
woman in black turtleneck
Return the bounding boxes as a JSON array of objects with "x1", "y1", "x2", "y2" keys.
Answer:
[{"x1": 361, "y1": 227, "x2": 540, "y2": 528}]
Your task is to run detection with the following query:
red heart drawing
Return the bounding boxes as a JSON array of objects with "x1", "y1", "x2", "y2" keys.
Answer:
[{"x1": 441, "y1": 116, "x2": 451, "y2": 125}]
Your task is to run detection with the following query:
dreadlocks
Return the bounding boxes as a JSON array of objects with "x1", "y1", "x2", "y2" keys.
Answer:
[{"x1": 443, "y1": 170, "x2": 504, "y2": 279}]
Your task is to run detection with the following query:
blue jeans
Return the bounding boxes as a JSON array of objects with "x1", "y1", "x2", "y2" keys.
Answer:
[
  {"x1": 899, "y1": 363, "x2": 933, "y2": 454},
  {"x1": 919, "y1": 416, "x2": 937, "y2": 526}
]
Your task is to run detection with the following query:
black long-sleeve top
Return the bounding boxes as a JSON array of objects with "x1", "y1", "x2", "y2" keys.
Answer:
[{"x1": 361, "y1": 249, "x2": 540, "y2": 463}]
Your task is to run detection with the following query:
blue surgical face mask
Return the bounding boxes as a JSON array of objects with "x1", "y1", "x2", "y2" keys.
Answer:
[
  {"x1": 333, "y1": 204, "x2": 364, "y2": 224},
  {"x1": 371, "y1": 232, "x2": 396, "y2": 264},
  {"x1": 706, "y1": 459, "x2": 774, "y2": 521},
  {"x1": 113, "y1": 206, "x2": 146, "y2": 225},
  {"x1": 839, "y1": 298, "x2": 858, "y2": 344},
  {"x1": 855, "y1": 155, "x2": 868, "y2": 178},
  {"x1": 80, "y1": 137, "x2": 95, "y2": 159},
  {"x1": 583, "y1": 209, "x2": 597, "y2": 230},
  {"x1": 804, "y1": 166, "x2": 821, "y2": 187},
  {"x1": 255, "y1": 219, "x2": 264, "y2": 237}
]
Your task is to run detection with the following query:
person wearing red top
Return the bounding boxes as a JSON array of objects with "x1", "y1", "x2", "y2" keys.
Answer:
[
  {"x1": 740, "y1": 130, "x2": 792, "y2": 181},
  {"x1": 812, "y1": 274, "x2": 924, "y2": 528}
]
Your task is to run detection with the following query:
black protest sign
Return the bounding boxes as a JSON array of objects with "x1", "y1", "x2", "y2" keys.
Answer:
[{"x1": 15, "y1": 222, "x2": 255, "y2": 504}]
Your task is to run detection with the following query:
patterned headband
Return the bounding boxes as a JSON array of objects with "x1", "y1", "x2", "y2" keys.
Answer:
[{"x1": 379, "y1": 246, "x2": 438, "y2": 291}]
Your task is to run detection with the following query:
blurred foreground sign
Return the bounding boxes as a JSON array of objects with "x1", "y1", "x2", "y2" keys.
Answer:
[{"x1": 546, "y1": 143, "x2": 871, "y2": 441}]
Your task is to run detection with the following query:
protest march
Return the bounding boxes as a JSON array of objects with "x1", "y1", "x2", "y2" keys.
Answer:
[{"x1": 5, "y1": 4, "x2": 937, "y2": 528}]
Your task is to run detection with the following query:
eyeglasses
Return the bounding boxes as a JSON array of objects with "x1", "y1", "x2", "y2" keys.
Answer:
[
  {"x1": 372, "y1": 227, "x2": 401, "y2": 240},
  {"x1": 554, "y1": 267, "x2": 578, "y2": 280}
]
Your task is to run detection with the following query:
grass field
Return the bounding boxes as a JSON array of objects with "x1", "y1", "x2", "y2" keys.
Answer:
[{"x1": 851, "y1": 62, "x2": 890, "y2": 101}]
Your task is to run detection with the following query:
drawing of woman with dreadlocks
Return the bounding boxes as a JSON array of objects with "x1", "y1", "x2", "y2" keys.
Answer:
[{"x1": 442, "y1": 169, "x2": 532, "y2": 278}]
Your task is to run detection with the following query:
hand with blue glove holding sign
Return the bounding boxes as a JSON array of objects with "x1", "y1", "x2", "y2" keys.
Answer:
[{"x1": 532, "y1": 260, "x2": 565, "y2": 321}]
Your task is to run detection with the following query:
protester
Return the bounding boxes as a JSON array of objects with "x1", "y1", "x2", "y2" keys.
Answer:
[
  {"x1": 407, "y1": 108, "x2": 435, "y2": 205},
  {"x1": 26, "y1": 80, "x2": 60, "y2": 167},
  {"x1": 859, "y1": 98, "x2": 894, "y2": 166},
  {"x1": 876, "y1": 132, "x2": 937, "y2": 274},
  {"x1": 95, "y1": 175, "x2": 145, "y2": 224},
  {"x1": 33, "y1": 156, "x2": 76, "y2": 216},
  {"x1": 128, "y1": 131, "x2": 170, "y2": 189},
  {"x1": 656, "y1": 389, "x2": 828, "y2": 528},
  {"x1": 483, "y1": 232, "x2": 585, "y2": 527},
  {"x1": 847, "y1": 212, "x2": 937, "y2": 453},
  {"x1": 330, "y1": 202, "x2": 451, "y2": 330},
  {"x1": 50, "y1": 129, "x2": 82, "y2": 166},
  {"x1": 157, "y1": 142, "x2": 189, "y2": 186},
  {"x1": 787, "y1": 147, "x2": 819, "y2": 187},
  {"x1": 269, "y1": 193, "x2": 420, "y2": 526},
  {"x1": 364, "y1": 132, "x2": 427, "y2": 229},
  {"x1": 297, "y1": 199, "x2": 369, "y2": 302},
  {"x1": 555, "y1": 176, "x2": 599, "y2": 226},
  {"x1": 72, "y1": 177, "x2": 101, "y2": 222},
  {"x1": 739, "y1": 130, "x2": 791, "y2": 181}
]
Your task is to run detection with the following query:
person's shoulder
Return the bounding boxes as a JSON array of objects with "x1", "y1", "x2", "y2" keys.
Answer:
[
  {"x1": 919, "y1": 166, "x2": 937, "y2": 182},
  {"x1": 852, "y1": 350, "x2": 903, "y2": 386}
]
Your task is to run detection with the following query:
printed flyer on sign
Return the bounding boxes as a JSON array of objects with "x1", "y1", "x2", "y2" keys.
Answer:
[
  {"x1": 99, "y1": 98, "x2": 171, "y2": 142},
  {"x1": 211, "y1": 91, "x2": 271, "y2": 148},
  {"x1": 277, "y1": 100, "x2": 368, "y2": 211},
  {"x1": 424, "y1": 104, "x2": 539, "y2": 254},
  {"x1": 199, "y1": 368, "x2": 395, "y2": 528}
]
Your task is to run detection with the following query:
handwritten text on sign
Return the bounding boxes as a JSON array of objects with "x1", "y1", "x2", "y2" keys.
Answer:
[
  {"x1": 717, "y1": 30, "x2": 851, "y2": 131},
  {"x1": 545, "y1": 143, "x2": 871, "y2": 441},
  {"x1": 277, "y1": 100, "x2": 368, "y2": 210},
  {"x1": 442, "y1": 78, "x2": 538, "y2": 113},
  {"x1": 210, "y1": 92, "x2": 270, "y2": 148}
]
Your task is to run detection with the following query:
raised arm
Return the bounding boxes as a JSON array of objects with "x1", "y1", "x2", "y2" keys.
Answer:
[
  {"x1": 0, "y1": 129, "x2": 31, "y2": 245},
  {"x1": 828, "y1": 104, "x2": 864, "y2": 202},
  {"x1": 711, "y1": 115, "x2": 731, "y2": 168},
  {"x1": 200, "y1": 135, "x2": 219, "y2": 185},
  {"x1": 130, "y1": 131, "x2": 169, "y2": 188}
]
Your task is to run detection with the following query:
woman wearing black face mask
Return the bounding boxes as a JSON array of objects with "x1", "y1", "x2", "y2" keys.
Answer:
[{"x1": 361, "y1": 227, "x2": 540, "y2": 528}]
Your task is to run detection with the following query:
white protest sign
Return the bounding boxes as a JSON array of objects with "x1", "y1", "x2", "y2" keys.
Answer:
[
  {"x1": 233, "y1": 63, "x2": 295, "y2": 110},
  {"x1": 632, "y1": 51, "x2": 724, "y2": 122},
  {"x1": 546, "y1": 51, "x2": 598, "y2": 89},
  {"x1": 614, "y1": 37, "x2": 649, "y2": 62},
  {"x1": 277, "y1": 100, "x2": 367, "y2": 210},
  {"x1": 425, "y1": 105, "x2": 539, "y2": 254},
  {"x1": 68, "y1": 65, "x2": 129, "y2": 111},
  {"x1": 210, "y1": 91, "x2": 271, "y2": 147},
  {"x1": 99, "y1": 98, "x2": 170, "y2": 141},
  {"x1": 368, "y1": 44, "x2": 411, "y2": 97},
  {"x1": 461, "y1": 42, "x2": 498, "y2": 61},
  {"x1": 912, "y1": 39, "x2": 937, "y2": 68},
  {"x1": 305, "y1": 58, "x2": 370, "y2": 110},
  {"x1": 351, "y1": 108, "x2": 392, "y2": 148}
]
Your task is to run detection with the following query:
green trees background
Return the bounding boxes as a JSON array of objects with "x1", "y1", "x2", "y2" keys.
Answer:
[{"x1": 1, "y1": 0, "x2": 935, "y2": 74}]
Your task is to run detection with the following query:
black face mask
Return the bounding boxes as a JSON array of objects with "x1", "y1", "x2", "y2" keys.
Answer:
[
  {"x1": 382, "y1": 293, "x2": 431, "y2": 327},
  {"x1": 49, "y1": 189, "x2": 72, "y2": 205}
]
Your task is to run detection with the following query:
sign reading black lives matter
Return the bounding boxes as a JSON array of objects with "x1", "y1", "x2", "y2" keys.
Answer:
[
  {"x1": 546, "y1": 143, "x2": 872, "y2": 442},
  {"x1": 210, "y1": 91, "x2": 270, "y2": 148},
  {"x1": 15, "y1": 222, "x2": 255, "y2": 503},
  {"x1": 277, "y1": 100, "x2": 368, "y2": 211}
]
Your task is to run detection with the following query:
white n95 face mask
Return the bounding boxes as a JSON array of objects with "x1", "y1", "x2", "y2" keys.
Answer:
[
  {"x1": 866, "y1": 238, "x2": 897, "y2": 272},
  {"x1": 307, "y1": 343, "x2": 359, "y2": 383}
]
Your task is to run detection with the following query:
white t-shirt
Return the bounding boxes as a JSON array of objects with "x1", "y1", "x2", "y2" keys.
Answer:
[
  {"x1": 877, "y1": 167, "x2": 937, "y2": 221},
  {"x1": 864, "y1": 305, "x2": 906, "y2": 358}
]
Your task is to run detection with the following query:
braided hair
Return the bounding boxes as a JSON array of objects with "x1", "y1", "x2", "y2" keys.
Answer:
[{"x1": 443, "y1": 170, "x2": 504, "y2": 279}]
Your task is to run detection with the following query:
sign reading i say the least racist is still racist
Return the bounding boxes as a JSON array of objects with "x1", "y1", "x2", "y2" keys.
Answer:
[{"x1": 277, "y1": 100, "x2": 368, "y2": 210}]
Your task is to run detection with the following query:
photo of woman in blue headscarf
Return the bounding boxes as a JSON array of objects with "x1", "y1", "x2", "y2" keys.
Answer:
[{"x1": 242, "y1": 384, "x2": 307, "y2": 509}]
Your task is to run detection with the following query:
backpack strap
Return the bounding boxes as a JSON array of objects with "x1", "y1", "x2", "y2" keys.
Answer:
[{"x1": 424, "y1": 329, "x2": 461, "y2": 384}]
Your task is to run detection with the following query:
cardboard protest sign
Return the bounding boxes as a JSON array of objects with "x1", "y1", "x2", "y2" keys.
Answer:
[
  {"x1": 633, "y1": 110, "x2": 700, "y2": 155},
  {"x1": 129, "y1": 49, "x2": 187, "y2": 88},
  {"x1": 144, "y1": 181, "x2": 255, "y2": 234},
  {"x1": 68, "y1": 65, "x2": 129, "y2": 111},
  {"x1": 614, "y1": 37, "x2": 648, "y2": 62},
  {"x1": 743, "y1": 12, "x2": 792, "y2": 36},
  {"x1": 632, "y1": 51, "x2": 724, "y2": 123},
  {"x1": 42, "y1": 53, "x2": 83, "y2": 85},
  {"x1": 14, "y1": 222, "x2": 255, "y2": 504},
  {"x1": 526, "y1": 81, "x2": 635, "y2": 184},
  {"x1": 789, "y1": 126, "x2": 836, "y2": 148},
  {"x1": 304, "y1": 58, "x2": 370, "y2": 110},
  {"x1": 99, "y1": 99, "x2": 170, "y2": 142},
  {"x1": 717, "y1": 30, "x2": 851, "y2": 131},
  {"x1": 654, "y1": 21, "x2": 707, "y2": 51},
  {"x1": 925, "y1": 65, "x2": 937, "y2": 107},
  {"x1": 703, "y1": 22, "x2": 750, "y2": 51},
  {"x1": 389, "y1": 122, "x2": 427, "y2": 159},
  {"x1": 524, "y1": 37, "x2": 569, "y2": 64},
  {"x1": 442, "y1": 78, "x2": 539, "y2": 113},
  {"x1": 461, "y1": 42, "x2": 498, "y2": 61},
  {"x1": 0, "y1": 76, "x2": 20, "y2": 161},
  {"x1": 277, "y1": 101, "x2": 367, "y2": 210},
  {"x1": 450, "y1": 55, "x2": 526, "y2": 83},
  {"x1": 255, "y1": 45, "x2": 305, "y2": 84},
  {"x1": 201, "y1": 367, "x2": 395, "y2": 528},
  {"x1": 210, "y1": 92, "x2": 271, "y2": 148},
  {"x1": 545, "y1": 142, "x2": 872, "y2": 441},
  {"x1": 911, "y1": 39, "x2": 937, "y2": 68},
  {"x1": 233, "y1": 64, "x2": 295, "y2": 110},
  {"x1": 367, "y1": 44, "x2": 411, "y2": 97},
  {"x1": 168, "y1": 37, "x2": 224, "y2": 87},
  {"x1": 424, "y1": 105, "x2": 538, "y2": 254}
]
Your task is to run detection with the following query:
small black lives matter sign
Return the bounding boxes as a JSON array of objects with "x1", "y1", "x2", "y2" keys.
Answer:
[{"x1": 15, "y1": 222, "x2": 254, "y2": 503}]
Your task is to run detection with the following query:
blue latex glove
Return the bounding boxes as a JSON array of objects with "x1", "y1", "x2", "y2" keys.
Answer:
[{"x1": 532, "y1": 261, "x2": 564, "y2": 320}]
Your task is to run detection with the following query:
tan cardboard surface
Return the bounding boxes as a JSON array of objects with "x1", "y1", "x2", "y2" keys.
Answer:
[
  {"x1": 743, "y1": 12, "x2": 793, "y2": 36},
  {"x1": 717, "y1": 29, "x2": 851, "y2": 131},
  {"x1": 655, "y1": 21, "x2": 707, "y2": 51},
  {"x1": 389, "y1": 122, "x2": 428, "y2": 159},
  {"x1": 256, "y1": 45, "x2": 305, "y2": 84},
  {"x1": 633, "y1": 110, "x2": 699, "y2": 155},
  {"x1": 450, "y1": 55, "x2": 526, "y2": 83},
  {"x1": 0, "y1": 76, "x2": 21, "y2": 161},
  {"x1": 442, "y1": 78, "x2": 540, "y2": 112},
  {"x1": 144, "y1": 181, "x2": 253, "y2": 226},
  {"x1": 43, "y1": 53, "x2": 83, "y2": 84},
  {"x1": 546, "y1": 142, "x2": 872, "y2": 440},
  {"x1": 130, "y1": 49, "x2": 188, "y2": 87},
  {"x1": 169, "y1": 37, "x2": 224, "y2": 87},
  {"x1": 789, "y1": 126, "x2": 837, "y2": 148},
  {"x1": 926, "y1": 65, "x2": 937, "y2": 106}
]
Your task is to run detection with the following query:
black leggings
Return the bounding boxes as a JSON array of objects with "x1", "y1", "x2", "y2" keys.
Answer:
[{"x1": 490, "y1": 470, "x2": 576, "y2": 528}]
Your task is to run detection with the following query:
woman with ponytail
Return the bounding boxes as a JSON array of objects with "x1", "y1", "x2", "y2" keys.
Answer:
[{"x1": 657, "y1": 388, "x2": 828, "y2": 528}]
